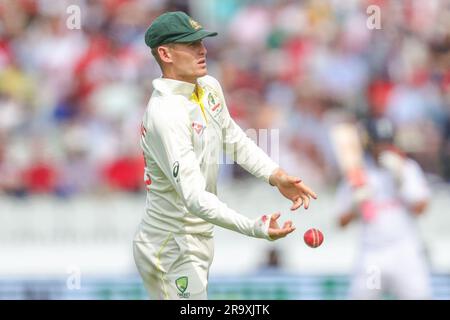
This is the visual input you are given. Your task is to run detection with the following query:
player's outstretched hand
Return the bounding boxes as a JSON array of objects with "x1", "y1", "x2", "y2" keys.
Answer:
[
  {"x1": 268, "y1": 212, "x2": 296, "y2": 240},
  {"x1": 269, "y1": 169, "x2": 318, "y2": 211}
]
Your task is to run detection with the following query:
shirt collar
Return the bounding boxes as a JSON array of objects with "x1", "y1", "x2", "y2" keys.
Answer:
[{"x1": 152, "y1": 77, "x2": 196, "y2": 99}]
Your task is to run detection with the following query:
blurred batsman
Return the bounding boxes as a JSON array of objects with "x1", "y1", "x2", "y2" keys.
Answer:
[
  {"x1": 334, "y1": 117, "x2": 432, "y2": 299},
  {"x1": 133, "y1": 11, "x2": 317, "y2": 300}
]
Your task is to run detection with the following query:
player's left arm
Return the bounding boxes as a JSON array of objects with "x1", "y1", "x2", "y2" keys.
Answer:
[{"x1": 206, "y1": 76, "x2": 317, "y2": 210}]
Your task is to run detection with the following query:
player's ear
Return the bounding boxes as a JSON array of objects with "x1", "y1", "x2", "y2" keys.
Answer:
[{"x1": 158, "y1": 45, "x2": 173, "y2": 63}]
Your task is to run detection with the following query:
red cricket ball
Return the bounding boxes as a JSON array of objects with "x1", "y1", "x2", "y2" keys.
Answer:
[{"x1": 303, "y1": 228, "x2": 324, "y2": 248}]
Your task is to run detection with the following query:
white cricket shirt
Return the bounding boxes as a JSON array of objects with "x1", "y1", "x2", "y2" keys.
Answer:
[{"x1": 139, "y1": 75, "x2": 279, "y2": 240}]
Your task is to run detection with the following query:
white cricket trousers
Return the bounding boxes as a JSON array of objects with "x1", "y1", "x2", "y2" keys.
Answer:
[{"x1": 133, "y1": 225, "x2": 214, "y2": 300}]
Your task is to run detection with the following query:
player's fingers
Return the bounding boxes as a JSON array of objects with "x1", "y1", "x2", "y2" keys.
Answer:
[
  {"x1": 282, "y1": 220, "x2": 292, "y2": 229},
  {"x1": 271, "y1": 212, "x2": 281, "y2": 221},
  {"x1": 302, "y1": 194, "x2": 310, "y2": 209},
  {"x1": 292, "y1": 197, "x2": 303, "y2": 211},
  {"x1": 280, "y1": 225, "x2": 296, "y2": 237},
  {"x1": 288, "y1": 176, "x2": 302, "y2": 184},
  {"x1": 291, "y1": 197, "x2": 303, "y2": 211},
  {"x1": 307, "y1": 186, "x2": 318, "y2": 199},
  {"x1": 270, "y1": 225, "x2": 296, "y2": 239},
  {"x1": 297, "y1": 182, "x2": 318, "y2": 199},
  {"x1": 285, "y1": 225, "x2": 296, "y2": 235}
]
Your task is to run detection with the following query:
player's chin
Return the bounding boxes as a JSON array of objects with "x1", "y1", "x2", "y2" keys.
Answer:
[{"x1": 196, "y1": 67, "x2": 208, "y2": 77}]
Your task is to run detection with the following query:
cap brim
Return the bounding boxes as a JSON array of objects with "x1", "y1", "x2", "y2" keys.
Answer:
[{"x1": 173, "y1": 29, "x2": 218, "y2": 43}]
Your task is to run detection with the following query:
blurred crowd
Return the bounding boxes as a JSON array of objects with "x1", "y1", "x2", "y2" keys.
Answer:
[{"x1": 0, "y1": 0, "x2": 449, "y2": 197}]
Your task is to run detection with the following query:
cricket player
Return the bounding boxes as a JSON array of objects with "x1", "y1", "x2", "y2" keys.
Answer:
[
  {"x1": 133, "y1": 11, "x2": 317, "y2": 300},
  {"x1": 334, "y1": 118, "x2": 432, "y2": 299}
]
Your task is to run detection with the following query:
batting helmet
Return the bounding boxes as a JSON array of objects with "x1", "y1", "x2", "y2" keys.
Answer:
[{"x1": 364, "y1": 117, "x2": 395, "y2": 144}]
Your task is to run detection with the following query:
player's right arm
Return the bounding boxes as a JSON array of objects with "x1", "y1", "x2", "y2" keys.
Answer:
[{"x1": 143, "y1": 97, "x2": 293, "y2": 240}]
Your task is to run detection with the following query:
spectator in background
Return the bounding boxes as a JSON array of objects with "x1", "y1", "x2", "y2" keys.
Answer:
[{"x1": 0, "y1": 0, "x2": 449, "y2": 197}]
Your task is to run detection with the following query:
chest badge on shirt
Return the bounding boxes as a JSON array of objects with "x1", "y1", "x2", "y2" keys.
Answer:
[
  {"x1": 207, "y1": 92, "x2": 222, "y2": 114},
  {"x1": 192, "y1": 122, "x2": 205, "y2": 135}
]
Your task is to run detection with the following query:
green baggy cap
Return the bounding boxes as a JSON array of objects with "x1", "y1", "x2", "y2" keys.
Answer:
[{"x1": 145, "y1": 11, "x2": 218, "y2": 48}]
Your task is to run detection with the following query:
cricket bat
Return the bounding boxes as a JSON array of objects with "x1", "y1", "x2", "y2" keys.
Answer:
[{"x1": 329, "y1": 122, "x2": 366, "y2": 188}]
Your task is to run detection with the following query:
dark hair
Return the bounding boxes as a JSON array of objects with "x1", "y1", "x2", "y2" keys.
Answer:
[
  {"x1": 151, "y1": 44, "x2": 175, "y2": 69},
  {"x1": 151, "y1": 47, "x2": 163, "y2": 67}
]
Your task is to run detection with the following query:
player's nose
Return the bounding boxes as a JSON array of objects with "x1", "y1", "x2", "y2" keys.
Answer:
[{"x1": 199, "y1": 41, "x2": 207, "y2": 56}]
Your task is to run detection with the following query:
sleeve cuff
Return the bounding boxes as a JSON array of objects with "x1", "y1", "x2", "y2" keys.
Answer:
[
  {"x1": 264, "y1": 164, "x2": 280, "y2": 185},
  {"x1": 253, "y1": 215, "x2": 274, "y2": 241}
]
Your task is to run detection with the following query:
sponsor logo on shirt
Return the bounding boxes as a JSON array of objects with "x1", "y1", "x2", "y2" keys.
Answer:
[{"x1": 172, "y1": 161, "x2": 180, "y2": 180}]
